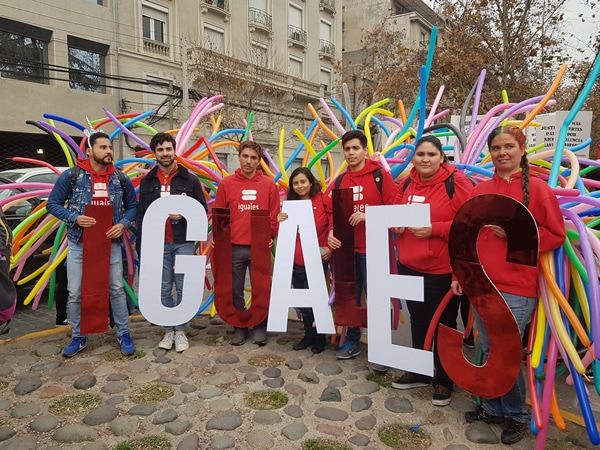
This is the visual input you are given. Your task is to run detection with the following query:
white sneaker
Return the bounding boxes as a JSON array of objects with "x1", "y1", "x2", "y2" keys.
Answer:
[
  {"x1": 174, "y1": 331, "x2": 189, "y2": 352},
  {"x1": 158, "y1": 331, "x2": 175, "y2": 350}
]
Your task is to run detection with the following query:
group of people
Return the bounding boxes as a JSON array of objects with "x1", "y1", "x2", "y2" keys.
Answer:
[{"x1": 37, "y1": 125, "x2": 563, "y2": 446}]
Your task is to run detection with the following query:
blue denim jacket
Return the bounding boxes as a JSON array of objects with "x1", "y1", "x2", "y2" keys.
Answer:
[{"x1": 47, "y1": 167, "x2": 137, "y2": 244}]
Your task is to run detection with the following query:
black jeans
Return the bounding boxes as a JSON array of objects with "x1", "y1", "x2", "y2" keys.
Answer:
[
  {"x1": 398, "y1": 262, "x2": 461, "y2": 389},
  {"x1": 292, "y1": 262, "x2": 328, "y2": 345}
]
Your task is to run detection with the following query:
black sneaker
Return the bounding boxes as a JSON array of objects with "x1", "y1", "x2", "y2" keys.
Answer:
[
  {"x1": 292, "y1": 337, "x2": 313, "y2": 351},
  {"x1": 501, "y1": 418, "x2": 526, "y2": 444},
  {"x1": 432, "y1": 384, "x2": 452, "y2": 406},
  {"x1": 464, "y1": 406, "x2": 504, "y2": 424},
  {"x1": 391, "y1": 372, "x2": 430, "y2": 390}
]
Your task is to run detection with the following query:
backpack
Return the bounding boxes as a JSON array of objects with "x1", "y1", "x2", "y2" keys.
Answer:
[
  {"x1": 334, "y1": 167, "x2": 383, "y2": 195},
  {"x1": 68, "y1": 165, "x2": 128, "y2": 198},
  {"x1": 401, "y1": 172, "x2": 476, "y2": 200}
]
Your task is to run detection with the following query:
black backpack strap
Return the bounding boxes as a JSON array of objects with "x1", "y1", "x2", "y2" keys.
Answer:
[
  {"x1": 68, "y1": 166, "x2": 81, "y2": 200},
  {"x1": 334, "y1": 172, "x2": 345, "y2": 189},
  {"x1": 445, "y1": 172, "x2": 455, "y2": 200},
  {"x1": 402, "y1": 177, "x2": 411, "y2": 193},
  {"x1": 115, "y1": 168, "x2": 128, "y2": 193},
  {"x1": 373, "y1": 167, "x2": 383, "y2": 196}
]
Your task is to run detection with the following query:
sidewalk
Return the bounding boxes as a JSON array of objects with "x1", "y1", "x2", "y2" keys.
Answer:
[{"x1": 0, "y1": 302, "x2": 597, "y2": 449}]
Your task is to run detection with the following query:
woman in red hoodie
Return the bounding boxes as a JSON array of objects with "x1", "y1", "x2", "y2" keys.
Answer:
[
  {"x1": 278, "y1": 167, "x2": 332, "y2": 353},
  {"x1": 455, "y1": 125, "x2": 565, "y2": 445},
  {"x1": 391, "y1": 135, "x2": 474, "y2": 407}
]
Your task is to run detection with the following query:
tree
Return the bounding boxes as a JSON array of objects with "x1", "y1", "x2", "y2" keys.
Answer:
[{"x1": 344, "y1": 0, "x2": 572, "y2": 117}]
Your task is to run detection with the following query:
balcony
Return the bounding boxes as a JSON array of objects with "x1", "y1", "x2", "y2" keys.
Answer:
[
  {"x1": 249, "y1": 7, "x2": 272, "y2": 34},
  {"x1": 188, "y1": 47, "x2": 321, "y2": 100},
  {"x1": 143, "y1": 39, "x2": 170, "y2": 58},
  {"x1": 319, "y1": 39, "x2": 335, "y2": 60},
  {"x1": 201, "y1": 0, "x2": 230, "y2": 21},
  {"x1": 319, "y1": 0, "x2": 335, "y2": 14},
  {"x1": 287, "y1": 25, "x2": 307, "y2": 50}
]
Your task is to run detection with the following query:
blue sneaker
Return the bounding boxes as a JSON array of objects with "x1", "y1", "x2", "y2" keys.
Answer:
[
  {"x1": 62, "y1": 337, "x2": 87, "y2": 357},
  {"x1": 118, "y1": 332, "x2": 135, "y2": 356},
  {"x1": 336, "y1": 340, "x2": 361, "y2": 359}
]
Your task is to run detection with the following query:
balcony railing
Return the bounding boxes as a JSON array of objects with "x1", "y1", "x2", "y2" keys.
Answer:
[
  {"x1": 143, "y1": 39, "x2": 170, "y2": 57},
  {"x1": 319, "y1": 39, "x2": 335, "y2": 57},
  {"x1": 249, "y1": 7, "x2": 272, "y2": 31},
  {"x1": 288, "y1": 25, "x2": 307, "y2": 45},
  {"x1": 319, "y1": 0, "x2": 335, "y2": 13},
  {"x1": 188, "y1": 47, "x2": 321, "y2": 99},
  {"x1": 201, "y1": 0, "x2": 229, "y2": 12}
]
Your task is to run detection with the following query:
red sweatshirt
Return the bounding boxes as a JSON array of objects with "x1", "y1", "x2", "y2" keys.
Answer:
[
  {"x1": 394, "y1": 163, "x2": 474, "y2": 274},
  {"x1": 294, "y1": 193, "x2": 332, "y2": 265},
  {"x1": 214, "y1": 169, "x2": 280, "y2": 245},
  {"x1": 471, "y1": 173, "x2": 565, "y2": 297},
  {"x1": 334, "y1": 159, "x2": 396, "y2": 254}
]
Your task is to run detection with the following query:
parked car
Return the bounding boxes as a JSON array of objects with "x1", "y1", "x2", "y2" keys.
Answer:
[
  {"x1": 0, "y1": 171, "x2": 61, "y2": 297},
  {"x1": 0, "y1": 167, "x2": 68, "y2": 199},
  {"x1": 0, "y1": 175, "x2": 41, "y2": 230}
]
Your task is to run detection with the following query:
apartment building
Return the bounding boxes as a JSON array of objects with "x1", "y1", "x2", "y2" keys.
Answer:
[
  {"x1": 341, "y1": 0, "x2": 441, "y2": 117},
  {"x1": 0, "y1": 0, "x2": 341, "y2": 171}
]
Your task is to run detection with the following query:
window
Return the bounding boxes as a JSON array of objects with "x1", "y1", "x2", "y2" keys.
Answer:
[
  {"x1": 203, "y1": 23, "x2": 225, "y2": 53},
  {"x1": 87, "y1": 0, "x2": 104, "y2": 4},
  {"x1": 250, "y1": 40, "x2": 268, "y2": 67},
  {"x1": 68, "y1": 36, "x2": 108, "y2": 93},
  {"x1": 320, "y1": 19, "x2": 331, "y2": 42},
  {"x1": 0, "y1": 18, "x2": 51, "y2": 84},
  {"x1": 320, "y1": 67, "x2": 331, "y2": 93},
  {"x1": 288, "y1": 55, "x2": 302, "y2": 78},
  {"x1": 289, "y1": 3, "x2": 303, "y2": 29},
  {"x1": 142, "y1": 2, "x2": 167, "y2": 43}
]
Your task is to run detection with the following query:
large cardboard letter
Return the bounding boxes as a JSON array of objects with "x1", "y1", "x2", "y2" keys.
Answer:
[
  {"x1": 442, "y1": 194, "x2": 536, "y2": 397},
  {"x1": 212, "y1": 208, "x2": 271, "y2": 328},
  {"x1": 267, "y1": 200, "x2": 335, "y2": 333},
  {"x1": 366, "y1": 203, "x2": 432, "y2": 376},
  {"x1": 81, "y1": 204, "x2": 113, "y2": 334},
  {"x1": 138, "y1": 195, "x2": 207, "y2": 326}
]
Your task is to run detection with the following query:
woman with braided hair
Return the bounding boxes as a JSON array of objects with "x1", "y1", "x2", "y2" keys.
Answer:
[{"x1": 452, "y1": 125, "x2": 565, "y2": 445}]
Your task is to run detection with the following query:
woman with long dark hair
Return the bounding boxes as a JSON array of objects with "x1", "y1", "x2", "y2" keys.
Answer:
[
  {"x1": 454, "y1": 125, "x2": 565, "y2": 444},
  {"x1": 278, "y1": 167, "x2": 332, "y2": 353}
]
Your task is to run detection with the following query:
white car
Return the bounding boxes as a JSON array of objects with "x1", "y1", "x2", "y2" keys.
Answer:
[{"x1": 0, "y1": 167, "x2": 68, "y2": 186}]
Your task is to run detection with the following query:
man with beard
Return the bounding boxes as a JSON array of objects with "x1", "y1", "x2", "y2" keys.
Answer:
[
  {"x1": 48, "y1": 132, "x2": 138, "y2": 357},
  {"x1": 137, "y1": 132, "x2": 207, "y2": 352}
]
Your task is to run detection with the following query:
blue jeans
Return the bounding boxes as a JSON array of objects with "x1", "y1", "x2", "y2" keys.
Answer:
[
  {"x1": 474, "y1": 291, "x2": 536, "y2": 423},
  {"x1": 347, "y1": 252, "x2": 366, "y2": 343},
  {"x1": 67, "y1": 240, "x2": 130, "y2": 338},
  {"x1": 162, "y1": 241, "x2": 195, "y2": 332}
]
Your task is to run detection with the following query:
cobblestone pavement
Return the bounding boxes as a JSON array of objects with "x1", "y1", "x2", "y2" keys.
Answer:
[{"x1": 0, "y1": 311, "x2": 597, "y2": 450}]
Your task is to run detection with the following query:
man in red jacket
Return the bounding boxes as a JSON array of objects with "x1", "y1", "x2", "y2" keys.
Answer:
[
  {"x1": 214, "y1": 141, "x2": 280, "y2": 345},
  {"x1": 328, "y1": 130, "x2": 396, "y2": 366}
]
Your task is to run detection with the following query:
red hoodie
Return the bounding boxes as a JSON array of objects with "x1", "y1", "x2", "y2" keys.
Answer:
[
  {"x1": 394, "y1": 164, "x2": 474, "y2": 274},
  {"x1": 214, "y1": 169, "x2": 280, "y2": 245},
  {"x1": 470, "y1": 173, "x2": 565, "y2": 297},
  {"x1": 334, "y1": 159, "x2": 396, "y2": 254},
  {"x1": 293, "y1": 193, "x2": 332, "y2": 265},
  {"x1": 77, "y1": 158, "x2": 115, "y2": 206}
]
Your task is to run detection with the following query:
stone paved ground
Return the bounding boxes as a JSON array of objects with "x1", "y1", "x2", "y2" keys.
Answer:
[{"x1": 0, "y1": 314, "x2": 596, "y2": 450}]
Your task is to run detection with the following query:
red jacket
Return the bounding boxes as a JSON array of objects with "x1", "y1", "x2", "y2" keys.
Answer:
[
  {"x1": 294, "y1": 193, "x2": 332, "y2": 265},
  {"x1": 394, "y1": 164, "x2": 474, "y2": 274},
  {"x1": 214, "y1": 169, "x2": 280, "y2": 245},
  {"x1": 334, "y1": 159, "x2": 396, "y2": 254},
  {"x1": 472, "y1": 173, "x2": 565, "y2": 297}
]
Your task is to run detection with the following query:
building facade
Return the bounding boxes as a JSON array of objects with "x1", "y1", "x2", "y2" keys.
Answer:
[{"x1": 0, "y1": 0, "x2": 342, "y2": 171}]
